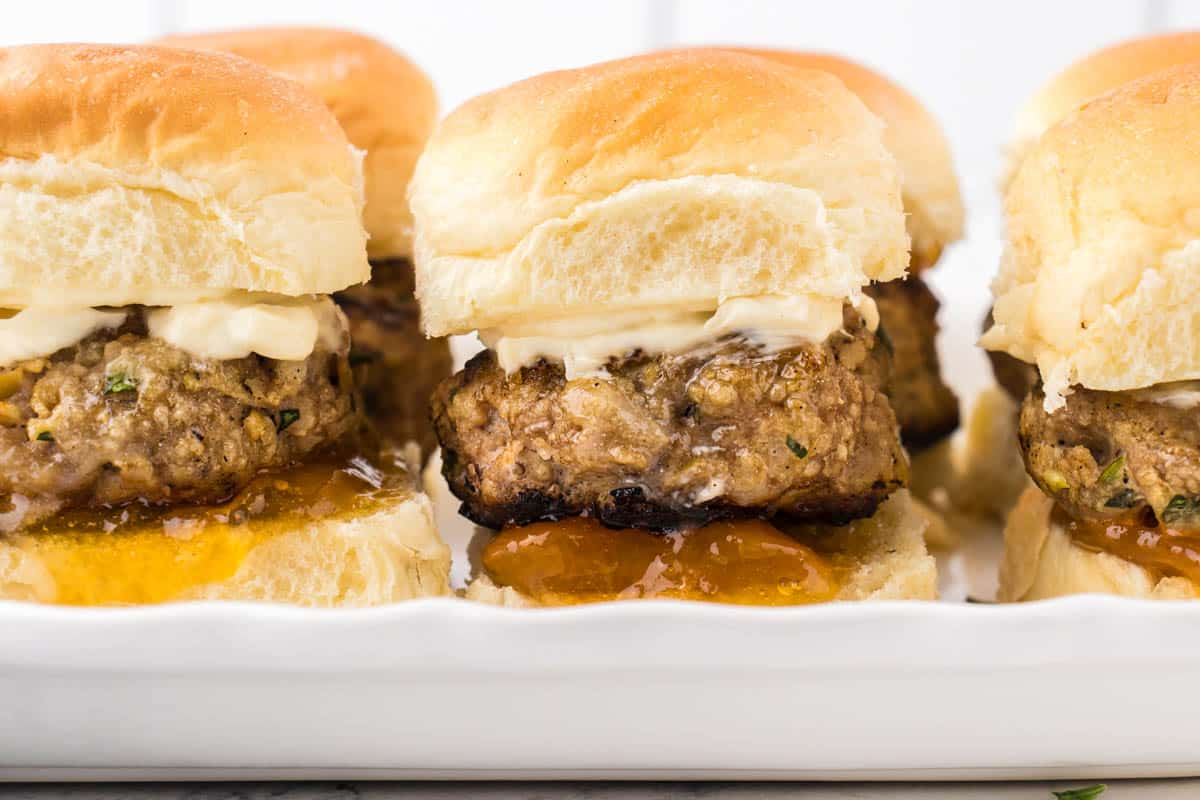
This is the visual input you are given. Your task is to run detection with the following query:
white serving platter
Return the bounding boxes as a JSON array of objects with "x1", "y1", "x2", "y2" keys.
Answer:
[
  {"x1": 5, "y1": 233, "x2": 1197, "y2": 782},
  {"x1": 3, "y1": 594, "x2": 1200, "y2": 781}
]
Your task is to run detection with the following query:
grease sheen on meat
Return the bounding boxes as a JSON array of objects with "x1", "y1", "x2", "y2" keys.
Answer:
[
  {"x1": 0, "y1": 307, "x2": 359, "y2": 530},
  {"x1": 433, "y1": 308, "x2": 908, "y2": 530}
]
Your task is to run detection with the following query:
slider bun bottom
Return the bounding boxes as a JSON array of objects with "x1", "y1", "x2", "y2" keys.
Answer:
[
  {"x1": 0, "y1": 495, "x2": 451, "y2": 607},
  {"x1": 466, "y1": 490, "x2": 937, "y2": 607},
  {"x1": 998, "y1": 487, "x2": 1198, "y2": 602}
]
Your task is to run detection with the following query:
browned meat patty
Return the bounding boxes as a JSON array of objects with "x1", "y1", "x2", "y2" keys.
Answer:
[
  {"x1": 1019, "y1": 385, "x2": 1200, "y2": 529},
  {"x1": 433, "y1": 308, "x2": 907, "y2": 531},
  {"x1": 866, "y1": 276, "x2": 959, "y2": 450},
  {"x1": 0, "y1": 307, "x2": 359, "y2": 531},
  {"x1": 335, "y1": 258, "x2": 452, "y2": 458},
  {"x1": 982, "y1": 306, "x2": 1039, "y2": 401}
]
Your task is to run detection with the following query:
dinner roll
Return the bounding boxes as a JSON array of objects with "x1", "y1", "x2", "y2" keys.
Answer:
[
  {"x1": 983, "y1": 63, "x2": 1200, "y2": 409},
  {"x1": 732, "y1": 49, "x2": 963, "y2": 272},
  {"x1": 0, "y1": 44, "x2": 368, "y2": 307},
  {"x1": 1004, "y1": 31, "x2": 1200, "y2": 186},
  {"x1": 409, "y1": 48, "x2": 908, "y2": 337},
  {"x1": 158, "y1": 28, "x2": 436, "y2": 261}
]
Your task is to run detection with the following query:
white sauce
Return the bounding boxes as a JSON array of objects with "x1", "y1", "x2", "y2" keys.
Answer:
[
  {"x1": 0, "y1": 307, "x2": 126, "y2": 368},
  {"x1": 480, "y1": 294, "x2": 863, "y2": 379},
  {"x1": 147, "y1": 296, "x2": 341, "y2": 362},
  {"x1": 0, "y1": 295, "x2": 343, "y2": 367}
]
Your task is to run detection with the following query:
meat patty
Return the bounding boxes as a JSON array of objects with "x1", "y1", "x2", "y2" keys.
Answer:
[
  {"x1": 335, "y1": 258, "x2": 452, "y2": 458},
  {"x1": 866, "y1": 276, "x2": 959, "y2": 450},
  {"x1": 433, "y1": 308, "x2": 907, "y2": 530},
  {"x1": 983, "y1": 306, "x2": 1039, "y2": 401},
  {"x1": 0, "y1": 305, "x2": 359, "y2": 530},
  {"x1": 1019, "y1": 385, "x2": 1200, "y2": 529}
]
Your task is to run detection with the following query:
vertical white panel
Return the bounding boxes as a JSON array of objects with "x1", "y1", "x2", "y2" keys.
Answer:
[
  {"x1": 171, "y1": 0, "x2": 648, "y2": 113},
  {"x1": 0, "y1": 0, "x2": 161, "y2": 46},
  {"x1": 1160, "y1": 0, "x2": 1200, "y2": 27},
  {"x1": 670, "y1": 0, "x2": 1147, "y2": 402}
]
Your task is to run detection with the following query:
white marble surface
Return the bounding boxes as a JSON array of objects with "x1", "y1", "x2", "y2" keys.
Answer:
[{"x1": 0, "y1": 781, "x2": 1196, "y2": 799}]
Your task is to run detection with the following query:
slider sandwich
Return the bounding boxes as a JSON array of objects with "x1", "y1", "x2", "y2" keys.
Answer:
[
  {"x1": 411, "y1": 50, "x2": 938, "y2": 606},
  {"x1": 159, "y1": 27, "x2": 449, "y2": 456},
  {"x1": 984, "y1": 63, "x2": 1200, "y2": 600},
  {"x1": 0, "y1": 45, "x2": 449, "y2": 606},
  {"x1": 966, "y1": 31, "x2": 1200, "y2": 521}
]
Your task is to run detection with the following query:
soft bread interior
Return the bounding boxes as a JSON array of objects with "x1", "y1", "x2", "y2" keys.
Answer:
[
  {"x1": 466, "y1": 491, "x2": 937, "y2": 606},
  {"x1": 998, "y1": 487, "x2": 1198, "y2": 602},
  {"x1": 0, "y1": 493, "x2": 451, "y2": 607}
]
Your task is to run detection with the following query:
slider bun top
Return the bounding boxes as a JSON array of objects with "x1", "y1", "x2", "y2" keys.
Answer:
[
  {"x1": 158, "y1": 27, "x2": 436, "y2": 261},
  {"x1": 0, "y1": 44, "x2": 368, "y2": 307},
  {"x1": 409, "y1": 49, "x2": 908, "y2": 337},
  {"x1": 984, "y1": 63, "x2": 1200, "y2": 404},
  {"x1": 1005, "y1": 31, "x2": 1200, "y2": 187},
  {"x1": 734, "y1": 49, "x2": 963, "y2": 272}
]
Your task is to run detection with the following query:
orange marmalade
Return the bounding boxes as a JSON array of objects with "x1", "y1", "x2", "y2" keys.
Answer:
[
  {"x1": 1058, "y1": 507, "x2": 1200, "y2": 584},
  {"x1": 2, "y1": 450, "x2": 416, "y2": 606},
  {"x1": 482, "y1": 516, "x2": 840, "y2": 606}
]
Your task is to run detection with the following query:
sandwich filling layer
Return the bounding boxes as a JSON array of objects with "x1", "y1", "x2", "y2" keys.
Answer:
[
  {"x1": 479, "y1": 293, "x2": 870, "y2": 380},
  {"x1": 1020, "y1": 383, "x2": 1200, "y2": 581},
  {"x1": 0, "y1": 307, "x2": 358, "y2": 530},
  {"x1": 482, "y1": 515, "x2": 840, "y2": 606},
  {"x1": 434, "y1": 305, "x2": 906, "y2": 531}
]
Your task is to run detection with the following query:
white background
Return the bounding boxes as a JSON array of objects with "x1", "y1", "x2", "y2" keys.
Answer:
[{"x1": 4, "y1": 0, "x2": 1197, "y2": 399}]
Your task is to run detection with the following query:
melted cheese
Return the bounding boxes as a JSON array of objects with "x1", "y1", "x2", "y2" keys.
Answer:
[
  {"x1": 0, "y1": 307, "x2": 126, "y2": 368},
  {"x1": 147, "y1": 295, "x2": 342, "y2": 362},
  {"x1": 481, "y1": 294, "x2": 864, "y2": 379}
]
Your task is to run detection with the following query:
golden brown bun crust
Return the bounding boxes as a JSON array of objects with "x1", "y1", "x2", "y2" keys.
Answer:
[
  {"x1": 0, "y1": 44, "x2": 368, "y2": 304},
  {"x1": 998, "y1": 487, "x2": 1198, "y2": 601},
  {"x1": 157, "y1": 28, "x2": 436, "y2": 260},
  {"x1": 411, "y1": 48, "x2": 908, "y2": 336},
  {"x1": 731, "y1": 49, "x2": 963, "y2": 272},
  {"x1": 985, "y1": 62, "x2": 1200, "y2": 407},
  {"x1": 466, "y1": 491, "x2": 937, "y2": 606},
  {"x1": 1011, "y1": 31, "x2": 1200, "y2": 166}
]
